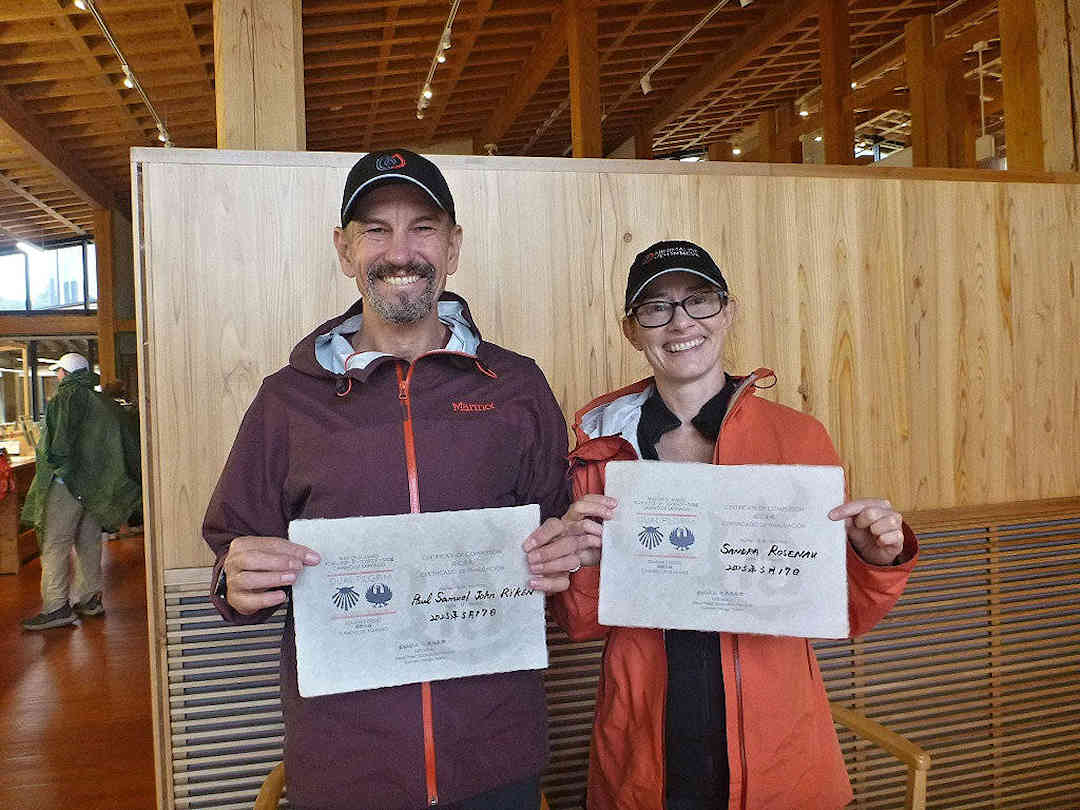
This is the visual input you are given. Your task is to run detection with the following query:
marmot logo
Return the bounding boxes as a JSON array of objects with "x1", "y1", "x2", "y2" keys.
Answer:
[
  {"x1": 375, "y1": 153, "x2": 406, "y2": 171},
  {"x1": 452, "y1": 401, "x2": 496, "y2": 413}
]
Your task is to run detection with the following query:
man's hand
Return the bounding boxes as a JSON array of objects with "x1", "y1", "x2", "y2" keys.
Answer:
[
  {"x1": 828, "y1": 498, "x2": 905, "y2": 566},
  {"x1": 223, "y1": 536, "x2": 321, "y2": 614},
  {"x1": 522, "y1": 495, "x2": 615, "y2": 593}
]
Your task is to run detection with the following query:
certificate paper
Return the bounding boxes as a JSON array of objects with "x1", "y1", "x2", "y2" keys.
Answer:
[
  {"x1": 290, "y1": 504, "x2": 546, "y2": 697},
  {"x1": 598, "y1": 462, "x2": 849, "y2": 639}
]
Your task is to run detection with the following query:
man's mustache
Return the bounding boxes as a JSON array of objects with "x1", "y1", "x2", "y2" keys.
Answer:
[{"x1": 368, "y1": 260, "x2": 436, "y2": 282}]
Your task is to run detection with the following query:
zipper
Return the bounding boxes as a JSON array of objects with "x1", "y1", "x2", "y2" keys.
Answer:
[
  {"x1": 660, "y1": 629, "x2": 667, "y2": 808},
  {"x1": 395, "y1": 361, "x2": 436, "y2": 804},
  {"x1": 733, "y1": 635, "x2": 748, "y2": 810},
  {"x1": 720, "y1": 373, "x2": 766, "y2": 810},
  {"x1": 716, "y1": 371, "x2": 762, "y2": 440}
]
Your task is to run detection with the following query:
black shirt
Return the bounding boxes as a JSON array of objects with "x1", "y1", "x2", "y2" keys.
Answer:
[{"x1": 637, "y1": 377, "x2": 739, "y2": 807}]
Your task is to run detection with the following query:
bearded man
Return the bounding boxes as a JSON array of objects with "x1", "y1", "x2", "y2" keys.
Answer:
[{"x1": 203, "y1": 150, "x2": 576, "y2": 810}]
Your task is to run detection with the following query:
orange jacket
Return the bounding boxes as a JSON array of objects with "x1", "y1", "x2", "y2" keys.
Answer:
[{"x1": 549, "y1": 371, "x2": 918, "y2": 810}]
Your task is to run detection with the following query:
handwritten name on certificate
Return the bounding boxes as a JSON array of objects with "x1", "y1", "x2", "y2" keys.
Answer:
[
  {"x1": 598, "y1": 462, "x2": 849, "y2": 639},
  {"x1": 289, "y1": 504, "x2": 547, "y2": 697}
]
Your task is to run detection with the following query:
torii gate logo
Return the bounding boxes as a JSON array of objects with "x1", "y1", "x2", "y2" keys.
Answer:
[{"x1": 375, "y1": 153, "x2": 406, "y2": 171}]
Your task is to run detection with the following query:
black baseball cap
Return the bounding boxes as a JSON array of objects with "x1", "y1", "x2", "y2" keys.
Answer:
[
  {"x1": 340, "y1": 149, "x2": 456, "y2": 226},
  {"x1": 624, "y1": 240, "x2": 729, "y2": 314}
]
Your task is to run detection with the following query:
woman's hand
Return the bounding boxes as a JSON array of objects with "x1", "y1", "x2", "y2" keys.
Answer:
[
  {"x1": 828, "y1": 498, "x2": 905, "y2": 566},
  {"x1": 522, "y1": 495, "x2": 616, "y2": 593}
]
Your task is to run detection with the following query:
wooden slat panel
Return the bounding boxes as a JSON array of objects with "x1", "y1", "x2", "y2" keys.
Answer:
[{"x1": 816, "y1": 498, "x2": 1080, "y2": 809}]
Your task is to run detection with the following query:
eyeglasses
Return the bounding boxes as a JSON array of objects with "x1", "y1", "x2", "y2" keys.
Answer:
[{"x1": 629, "y1": 289, "x2": 727, "y2": 328}]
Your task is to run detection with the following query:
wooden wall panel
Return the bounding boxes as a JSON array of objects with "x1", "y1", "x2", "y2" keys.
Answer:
[
  {"x1": 141, "y1": 162, "x2": 354, "y2": 571},
  {"x1": 1006, "y1": 183, "x2": 1080, "y2": 495},
  {"x1": 134, "y1": 150, "x2": 1080, "y2": 565},
  {"x1": 445, "y1": 168, "x2": 609, "y2": 422}
]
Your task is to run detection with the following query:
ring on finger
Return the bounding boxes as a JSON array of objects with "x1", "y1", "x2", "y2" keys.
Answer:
[{"x1": 567, "y1": 561, "x2": 582, "y2": 574}]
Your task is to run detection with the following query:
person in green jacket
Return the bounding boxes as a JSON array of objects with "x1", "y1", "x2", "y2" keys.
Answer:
[{"x1": 20, "y1": 352, "x2": 142, "y2": 631}]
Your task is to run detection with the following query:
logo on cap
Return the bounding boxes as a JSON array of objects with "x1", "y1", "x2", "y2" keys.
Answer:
[{"x1": 375, "y1": 153, "x2": 406, "y2": 171}]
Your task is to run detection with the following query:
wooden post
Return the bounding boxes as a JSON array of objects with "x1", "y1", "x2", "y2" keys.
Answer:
[
  {"x1": 757, "y1": 110, "x2": 778, "y2": 163},
  {"x1": 946, "y1": 76, "x2": 977, "y2": 169},
  {"x1": 774, "y1": 105, "x2": 804, "y2": 163},
  {"x1": 213, "y1": 0, "x2": 306, "y2": 150},
  {"x1": 905, "y1": 15, "x2": 949, "y2": 168},
  {"x1": 708, "y1": 140, "x2": 734, "y2": 161},
  {"x1": 635, "y1": 126, "x2": 654, "y2": 160},
  {"x1": 999, "y1": 0, "x2": 1077, "y2": 171},
  {"x1": 566, "y1": 0, "x2": 602, "y2": 158},
  {"x1": 92, "y1": 208, "x2": 116, "y2": 386},
  {"x1": 820, "y1": 0, "x2": 854, "y2": 164}
]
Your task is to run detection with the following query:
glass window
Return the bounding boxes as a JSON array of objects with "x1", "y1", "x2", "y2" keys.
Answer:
[
  {"x1": 28, "y1": 248, "x2": 60, "y2": 310},
  {"x1": 0, "y1": 253, "x2": 27, "y2": 311},
  {"x1": 86, "y1": 243, "x2": 97, "y2": 304},
  {"x1": 57, "y1": 245, "x2": 84, "y2": 308}
]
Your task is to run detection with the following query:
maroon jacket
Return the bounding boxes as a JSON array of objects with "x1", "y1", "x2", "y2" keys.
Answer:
[{"x1": 203, "y1": 293, "x2": 570, "y2": 810}]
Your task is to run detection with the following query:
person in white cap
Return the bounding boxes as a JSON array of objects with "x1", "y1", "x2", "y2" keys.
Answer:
[{"x1": 20, "y1": 351, "x2": 142, "y2": 630}]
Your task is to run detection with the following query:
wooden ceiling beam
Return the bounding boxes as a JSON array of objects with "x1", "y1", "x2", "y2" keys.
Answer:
[
  {"x1": 654, "y1": 21, "x2": 818, "y2": 149},
  {"x1": 0, "y1": 169, "x2": 88, "y2": 237},
  {"x1": 361, "y1": 5, "x2": 400, "y2": 151},
  {"x1": 422, "y1": 0, "x2": 496, "y2": 143},
  {"x1": 0, "y1": 83, "x2": 118, "y2": 212},
  {"x1": 799, "y1": 0, "x2": 997, "y2": 112},
  {"x1": 540, "y1": 0, "x2": 660, "y2": 155},
  {"x1": 477, "y1": 7, "x2": 566, "y2": 149},
  {"x1": 641, "y1": 0, "x2": 821, "y2": 134},
  {"x1": 0, "y1": 56, "x2": 207, "y2": 85},
  {"x1": 167, "y1": 1, "x2": 215, "y2": 95},
  {"x1": 37, "y1": 0, "x2": 154, "y2": 146}
]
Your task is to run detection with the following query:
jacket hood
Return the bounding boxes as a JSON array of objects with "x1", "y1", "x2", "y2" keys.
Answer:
[
  {"x1": 58, "y1": 368, "x2": 101, "y2": 389},
  {"x1": 288, "y1": 290, "x2": 483, "y2": 383},
  {"x1": 570, "y1": 368, "x2": 775, "y2": 464}
]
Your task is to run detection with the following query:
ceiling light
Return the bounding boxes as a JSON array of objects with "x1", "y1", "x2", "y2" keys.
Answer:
[
  {"x1": 814, "y1": 135, "x2": 823, "y2": 142},
  {"x1": 82, "y1": 0, "x2": 172, "y2": 147},
  {"x1": 16, "y1": 241, "x2": 43, "y2": 256},
  {"x1": 799, "y1": 110, "x2": 809, "y2": 118},
  {"x1": 850, "y1": 81, "x2": 857, "y2": 89},
  {"x1": 731, "y1": 147, "x2": 742, "y2": 156},
  {"x1": 638, "y1": 0, "x2": 732, "y2": 98},
  {"x1": 680, "y1": 155, "x2": 701, "y2": 162},
  {"x1": 417, "y1": 0, "x2": 461, "y2": 120}
]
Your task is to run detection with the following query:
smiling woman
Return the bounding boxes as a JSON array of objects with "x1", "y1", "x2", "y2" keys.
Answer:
[{"x1": 536, "y1": 238, "x2": 918, "y2": 810}]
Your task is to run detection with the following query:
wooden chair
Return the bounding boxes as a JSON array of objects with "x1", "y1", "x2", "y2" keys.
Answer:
[
  {"x1": 830, "y1": 702, "x2": 931, "y2": 810},
  {"x1": 254, "y1": 762, "x2": 285, "y2": 810},
  {"x1": 253, "y1": 763, "x2": 553, "y2": 810}
]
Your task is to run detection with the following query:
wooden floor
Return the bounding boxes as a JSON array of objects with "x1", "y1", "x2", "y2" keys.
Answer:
[{"x1": 0, "y1": 535, "x2": 157, "y2": 809}]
